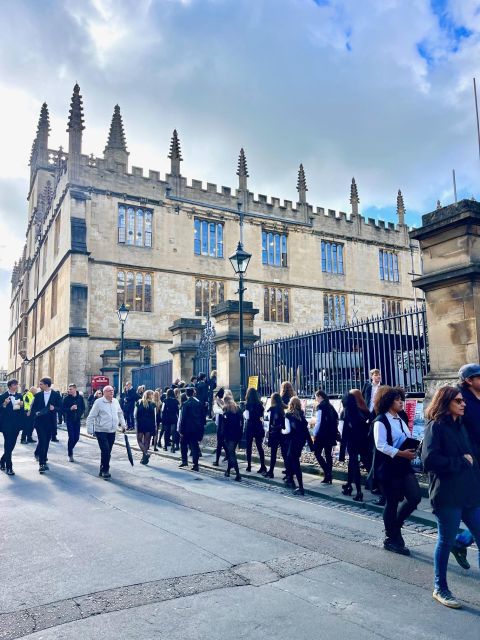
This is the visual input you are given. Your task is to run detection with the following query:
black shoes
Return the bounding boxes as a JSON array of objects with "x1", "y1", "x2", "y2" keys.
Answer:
[
  {"x1": 178, "y1": 462, "x2": 188, "y2": 468},
  {"x1": 51, "y1": 437, "x2": 59, "y2": 443},
  {"x1": 264, "y1": 471, "x2": 274, "y2": 478},
  {"x1": 257, "y1": 466, "x2": 267, "y2": 474},
  {"x1": 213, "y1": 459, "x2": 220, "y2": 466},
  {"x1": 294, "y1": 487, "x2": 305, "y2": 496},
  {"x1": 321, "y1": 477, "x2": 333, "y2": 484},
  {"x1": 39, "y1": 465, "x2": 47, "y2": 474},
  {"x1": 234, "y1": 474, "x2": 241, "y2": 482},
  {"x1": 6, "y1": 468, "x2": 15, "y2": 476},
  {"x1": 102, "y1": 472, "x2": 111, "y2": 480},
  {"x1": 451, "y1": 545, "x2": 470, "y2": 570},
  {"x1": 0, "y1": 462, "x2": 5, "y2": 472},
  {"x1": 245, "y1": 466, "x2": 252, "y2": 472},
  {"x1": 224, "y1": 470, "x2": 230, "y2": 477},
  {"x1": 383, "y1": 537, "x2": 411, "y2": 556},
  {"x1": 342, "y1": 483, "x2": 353, "y2": 496},
  {"x1": 353, "y1": 492, "x2": 363, "y2": 502},
  {"x1": 191, "y1": 465, "x2": 199, "y2": 472}
]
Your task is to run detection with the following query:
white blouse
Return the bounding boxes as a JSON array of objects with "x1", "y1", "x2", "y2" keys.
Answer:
[{"x1": 374, "y1": 412, "x2": 408, "y2": 459}]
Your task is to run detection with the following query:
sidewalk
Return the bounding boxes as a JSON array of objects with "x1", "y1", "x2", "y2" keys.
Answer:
[{"x1": 75, "y1": 423, "x2": 438, "y2": 531}]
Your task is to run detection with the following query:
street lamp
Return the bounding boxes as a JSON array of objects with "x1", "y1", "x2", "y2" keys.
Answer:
[
  {"x1": 229, "y1": 241, "x2": 252, "y2": 402},
  {"x1": 117, "y1": 303, "x2": 129, "y2": 397}
]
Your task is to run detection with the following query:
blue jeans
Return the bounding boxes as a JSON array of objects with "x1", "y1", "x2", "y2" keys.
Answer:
[{"x1": 434, "y1": 506, "x2": 480, "y2": 591}]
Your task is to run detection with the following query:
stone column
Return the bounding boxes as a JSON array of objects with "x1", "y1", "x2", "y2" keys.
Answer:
[
  {"x1": 410, "y1": 199, "x2": 480, "y2": 398},
  {"x1": 168, "y1": 318, "x2": 204, "y2": 383},
  {"x1": 211, "y1": 300, "x2": 259, "y2": 398}
]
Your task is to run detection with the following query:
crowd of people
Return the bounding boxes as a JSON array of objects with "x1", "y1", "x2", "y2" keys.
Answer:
[{"x1": 1, "y1": 365, "x2": 479, "y2": 610}]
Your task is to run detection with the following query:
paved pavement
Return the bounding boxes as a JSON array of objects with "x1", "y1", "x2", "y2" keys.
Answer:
[{"x1": 0, "y1": 429, "x2": 479, "y2": 639}]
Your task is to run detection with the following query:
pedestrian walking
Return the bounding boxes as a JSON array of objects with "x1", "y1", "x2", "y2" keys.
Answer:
[
  {"x1": 20, "y1": 386, "x2": 37, "y2": 444},
  {"x1": 0, "y1": 379, "x2": 25, "y2": 476},
  {"x1": 136, "y1": 390, "x2": 156, "y2": 465},
  {"x1": 449, "y1": 363, "x2": 480, "y2": 570},
  {"x1": 62, "y1": 383, "x2": 85, "y2": 462},
  {"x1": 244, "y1": 387, "x2": 267, "y2": 474},
  {"x1": 31, "y1": 377, "x2": 62, "y2": 474},
  {"x1": 122, "y1": 382, "x2": 137, "y2": 430},
  {"x1": 285, "y1": 396, "x2": 315, "y2": 495},
  {"x1": 195, "y1": 373, "x2": 209, "y2": 421},
  {"x1": 212, "y1": 387, "x2": 226, "y2": 466},
  {"x1": 153, "y1": 389, "x2": 163, "y2": 451},
  {"x1": 178, "y1": 387, "x2": 204, "y2": 471},
  {"x1": 422, "y1": 385, "x2": 480, "y2": 609},
  {"x1": 264, "y1": 392, "x2": 287, "y2": 478},
  {"x1": 86, "y1": 385, "x2": 125, "y2": 479},
  {"x1": 207, "y1": 369, "x2": 217, "y2": 417},
  {"x1": 223, "y1": 395, "x2": 243, "y2": 482},
  {"x1": 339, "y1": 390, "x2": 370, "y2": 501},
  {"x1": 162, "y1": 388, "x2": 180, "y2": 453},
  {"x1": 312, "y1": 390, "x2": 338, "y2": 484},
  {"x1": 373, "y1": 386, "x2": 421, "y2": 555}
]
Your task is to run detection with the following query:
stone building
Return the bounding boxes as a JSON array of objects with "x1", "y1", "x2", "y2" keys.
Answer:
[{"x1": 7, "y1": 84, "x2": 421, "y2": 391}]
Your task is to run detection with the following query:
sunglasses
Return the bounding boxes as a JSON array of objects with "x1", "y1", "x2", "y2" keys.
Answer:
[{"x1": 453, "y1": 398, "x2": 466, "y2": 405}]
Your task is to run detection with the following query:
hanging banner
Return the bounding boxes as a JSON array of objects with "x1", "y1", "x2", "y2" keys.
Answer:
[{"x1": 247, "y1": 375, "x2": 259, "y2": 390}]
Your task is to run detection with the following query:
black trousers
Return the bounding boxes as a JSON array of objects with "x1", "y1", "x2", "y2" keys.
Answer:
[
  {"x1": 124, "y1": 407, "x2": 135, "y2": 429},
  {"x1": 225, "y1": 440, "x2": 239, "y2": 475},
  {"x1": 314, "y1": 438, "x2": 333, "y2": 479},
  {"x1": 66, "y1": 419, "x2": 81, "y2": 456},
  {"x1": 96, "y1": 431, "x2": 116, "y2": 472},
  {"x1": 159, "y1": 423, "x2": 172, "y2": 447},
  {"x1": 246, "y1": 428, "x2": 266, "y2": 469},
  {"x1": 287, "y1": 443, "x2": 304, "y2": 489},
  {"x1": 181, "y1": 435, "x2": 200, "y2": 466},
  {"x1": 1, "y1": 428, "x2": 19, "y2": 470},
  {"x1": 21, "y1": 415, "x2": 35, "y2": 441},
  {"x1": 36, "y1": 423, "x2": 52, "y2": 465},
  {"x1": 268, "y1": 432, "x2": 289, "y2": 474},
  {"x1": 381, "y1": 473, "x2": 421, "y2": 539},
  {"x1": 215, "y1": 423, "x2": 227, "y2": 463}
]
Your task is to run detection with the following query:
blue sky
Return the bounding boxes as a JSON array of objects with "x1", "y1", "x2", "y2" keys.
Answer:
[{"x1": 1, "y1": 0, "x2": 480, "y2": 364}]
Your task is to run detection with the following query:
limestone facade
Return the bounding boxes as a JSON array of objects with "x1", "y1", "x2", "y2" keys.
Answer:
[{"x1": 8, "y1": 85, "x2": 421, "y2": 392}]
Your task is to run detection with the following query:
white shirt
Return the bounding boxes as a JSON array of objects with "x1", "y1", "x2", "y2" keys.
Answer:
[
  {"x1": 313, "y1": 409, "x2": 322, "y2": 437},
  {"x1": 374, "y1": 412, "x2": 408, "y2": 459},
  {"x1": 43, "y1": 390, "x2": 52, "y2": 406},
  {"x1": 369, "y1": 383, "x2": 380, "y2": 413}
]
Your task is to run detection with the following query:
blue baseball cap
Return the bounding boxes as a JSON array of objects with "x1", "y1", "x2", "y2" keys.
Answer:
[{"x1": 458, "y1": 363, "x2": 480, "y2": 380}]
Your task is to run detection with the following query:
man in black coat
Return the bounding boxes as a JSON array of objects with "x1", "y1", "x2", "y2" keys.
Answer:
[
  {"x1": 0, "y1": 379, "x2": 25, "y2": 475},
  {"x1": 178, "y1": 387, "x2": 204, "y2": 471},
  {"x1": 31, "y1": 377, "x2": 62, "y2": 473},
  {"x1": 122, "y1": 382, "x2": 137, "y2": 430},
  {"x1": 62, "y1": 383, "x2": 86, "y2": 462},
  {"x1": 195, "y1": 373, "x2": 209, "y2": 418}
]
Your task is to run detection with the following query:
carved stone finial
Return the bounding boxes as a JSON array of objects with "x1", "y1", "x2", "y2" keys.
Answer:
[
  {"x1": 237, "y1": 148, "x2": 249, "y2": 190},
  {"x1": 67, "y1": 83, "x2": 85, "y2": 133},
  {"x1": 350, "y1": 177, "x2": 359, "y2": 215},
  {"x1": 105, "y1": 105, "x2": 127, "y2": 151},
  {"x1": 297, "y1": 163, "x2": 308, "y2": 204},
  {"x1": 168, "y1": 129, "x2": 183, "y2": 176},
  {"x1": 397, "y1": 189, "x2": 405, "y2": 225},
  {"x1": 436, "y1": 199, "x2": 442, "y2": 209}
]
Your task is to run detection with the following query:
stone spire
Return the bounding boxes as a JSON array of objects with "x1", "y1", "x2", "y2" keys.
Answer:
[
  {"x1": 297, "y1": 163, "x2": 308, "y2": 204},
  {"x1": 168, "y1": 129, "x2": 183, "y2": 176},
  {"x1": 104, "y1": 105, "x2": 129, "y2": 171},
  {"x1": 396, "y1": 189, "x2": 405, "y2": 225},
  {"x1": 350, "y1": 177, "x2": 359, "y2": 215},
  {"x1": 237, "y1": 148, "x2": 249, "y2": 191},
  {"x1": 436, "y1": 199, "x2": 442, "y2": 209},
  {"x1": 67, "y1": 84, "x2": 85, "y2": 178},
  {"x1": 30, "y1": 103, "x2": 50, "y2": 174}
]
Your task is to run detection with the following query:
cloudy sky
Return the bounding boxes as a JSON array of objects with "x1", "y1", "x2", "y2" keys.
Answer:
[{"x1": 1, "y1": 0, "x2": 480, "y2": 367}]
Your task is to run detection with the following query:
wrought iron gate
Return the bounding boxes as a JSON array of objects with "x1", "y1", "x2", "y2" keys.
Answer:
[{"x1": 193, "y1": 317, "x2": 217, "y2": 377}]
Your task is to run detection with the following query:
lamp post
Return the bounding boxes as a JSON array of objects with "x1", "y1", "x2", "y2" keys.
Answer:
[
  {"x1": 117, "y1": 303, "x2": 129, "y2": 398},
  {"x1": 229, "y1": 241, "x2": 252, "y2": 402}
]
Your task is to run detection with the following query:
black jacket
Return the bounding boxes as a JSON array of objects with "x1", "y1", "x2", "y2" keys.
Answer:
[
  {"x1": 223, "y1": 410, "x2": 243, "y2": 443},
  {"x1": 460, "y1": 386, "x2": 480, "y2": 454},
  {"x1": 268, "y1": 406, "x2": 285, "y2": 435},
  {"x1": 62, "y1": 393, "x2": 85, "y2": 424},
  {"x1": 339, "y1": 406, "x2": 369, "y2": 460},
  {"x1": 179, "y1": 398, "x2": 204, "y2": 440},
  {"x1": 422, "y1": 416, "x2": 480, "y2": 509},
  {"x1": 314, "y1": 400, "x2": 339, "y2": 446},
  {"x1": 286, "y1": 411, "x2": 314, "y2": 452},
  {"x1": 31, "y1": 390, "x2": 62, "y2": 428},
  {"x1": 162, "y1": 397, "x2": 179, "y2": 424},
  {"x1": 245, "y1": 400, "x2": 264, "y2": 437},
  {"x1": 0, "y1": 392, "x2": 25, "y2": 432},
  {"x1": 136, "y1": 401, "x2": 156, "y2": 431},
  {"x1": 195, "y1": 380, "x2": 209, "y2": 406}
]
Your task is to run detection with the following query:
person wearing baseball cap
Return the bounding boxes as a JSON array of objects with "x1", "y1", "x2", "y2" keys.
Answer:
[{"x1": 450, "y1": 364, "x2": 480, "y2": 570}]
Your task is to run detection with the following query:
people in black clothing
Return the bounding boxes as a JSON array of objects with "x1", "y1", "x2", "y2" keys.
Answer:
[
  {"x1": 136, "y1": 390, "x2": 156, "y2": 465},
  {"x1": 312, "y1": 390, "x2": 338, "y2": 484},
  {"x1": 195, "y1": 373, "x2": 209, "y2": 419},
  {"x1": 152, "y1": 389, "x2": 163, "y2": 451},
  {"x1": 207, "y1": 370, "x2": 217, "y2": 417},
  {"x1": 163, "y1": 389, "x2": 180, "y2": 453},
  {"x1": 122, "y1": 382, "x2": 137, "y2": 430},
  {"x1": 0, "y1": 379, "x2": 25, "y2": 476},
  {"x1": 373, "y1": 386, "x2": 421, "y2": 556},
  {"x1": 178, "y1": 387, "x2": 204, "y2": 471},
  {"x1": 422, "y1": 385, "x2": 480, "y2": 609},
  {"x1": 223, "y1": 395, "x2": 243, "y2": 481},
  {"x1": 31, "y1": 377, "x2": 62, "y2": 473},
  {"x1": 265, "y1": 393, "x2": 287, "y2": 478},
  {"x1": 339, "y1": 389, "x2": 370, "y2": 501},
  {"x1": 244, "y1": 387, "x2": 267, "y2": 474},
  {"x1": 62, "y1": 383, "x2": 85, "y2": 462},
  {"x1": 212, "y1": 387, "x2": 226, "y2": 466},
  {"x1": 362, "y1": 368, "x2": 382, "y2": 416},
  {"x1": 285, "y1": 396, "x2": 315, "y2": 495}
]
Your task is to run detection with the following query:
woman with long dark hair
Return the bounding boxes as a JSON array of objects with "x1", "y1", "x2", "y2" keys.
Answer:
[
  {"x1": 265, "y1": 392, "x2": 286, "y2": 478},
  {"x1": 313, "y1": 390, "x2": 338, "y2": 484},
  {"x1": 373, "y1": 386, "x2": 421, "y2": 556},
  {"x1": 136, "y1": 390, "x2": 156, "y2": 465},
  {"x1": 285, "y1": 396, "x2": 314, "y2": 495},
  {"x1": 339, "y1": 389, "x2": 370, "y2": 501},
  {"x1": 280, "y1": 381, "x2": 295, "y2": 406},
  {"x1": 422, "y1": 385, "x2": 480, "y2": 609},
  {"x1": 223, "y1": 395, "x2": 242, "y2": 481},
  {"x1": 244, "y1": 388, "x2": 267, "y2": 474}
]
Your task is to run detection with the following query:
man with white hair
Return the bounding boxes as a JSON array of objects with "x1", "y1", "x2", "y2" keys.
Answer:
[{"x1": 86, "y1": 385, "x2": 125, "y2": 479}]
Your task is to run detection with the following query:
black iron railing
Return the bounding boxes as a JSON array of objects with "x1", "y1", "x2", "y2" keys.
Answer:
[
  {"x1": 245, "y1": 306, "x2": 429, "y2": 398},
  {"x1": 131, "y1": 360, "x2": 173, "y2": 391}
]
